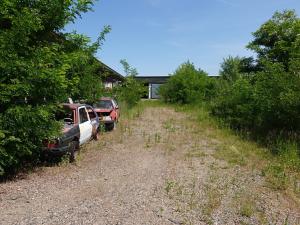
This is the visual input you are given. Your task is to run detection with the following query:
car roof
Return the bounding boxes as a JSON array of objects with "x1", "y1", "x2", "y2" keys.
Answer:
[{"x1": 62, "y1": 103, "x2": 86, "y2": 110}]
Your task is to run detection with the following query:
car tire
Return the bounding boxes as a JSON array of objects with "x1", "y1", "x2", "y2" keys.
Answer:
[
  {"x1": 93, "y1": 129, "x2": 100, "y2": 141},
  {"x1": 69, "y1": 140, "x2": 78, "y2": 163}
]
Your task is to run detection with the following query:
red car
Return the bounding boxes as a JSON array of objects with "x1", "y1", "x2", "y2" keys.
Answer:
[{"x1": 93, "y1": 97, "x2": 120, "y2": 130}]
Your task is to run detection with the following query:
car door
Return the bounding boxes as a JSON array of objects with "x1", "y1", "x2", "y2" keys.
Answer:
[
  {"x1": 86, "y1": 106, "x2": 99, "y2": 135},
  {"x1": 112, "y1": 99, "x2": 119, "y2": 120},
  {"x1": 78, "y1": 106, "x2": 93, "y2": 145}
]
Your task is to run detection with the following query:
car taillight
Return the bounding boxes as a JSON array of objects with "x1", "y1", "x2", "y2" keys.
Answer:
[{"x1": 44, "y1": 139, "x2": 59, "y2": 149}]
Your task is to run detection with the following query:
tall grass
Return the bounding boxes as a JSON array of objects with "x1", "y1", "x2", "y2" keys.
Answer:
[{"x1": 174, "y1": 102, "x2": 300, "y2": 196}]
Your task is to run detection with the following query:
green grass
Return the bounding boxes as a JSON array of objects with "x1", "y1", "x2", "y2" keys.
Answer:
[
  {"x1": 173, "y1": 102, "x2": 300, "y2": 197},
  {"x1": 120, "y1": 100, "x2": 165, "y2": 120},
  {"x1": 124, "y1": 100, "x2": 300, "y2": 198}
]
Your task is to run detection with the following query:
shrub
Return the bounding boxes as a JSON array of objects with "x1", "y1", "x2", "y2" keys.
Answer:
[
  {"x1": 114, "y1": 59, "x2": 146, "y2": 108},
  {"x1": 211, "y1": 77, "x2": 255, "y2": 130},
  {"x1": 159, "y1": 61, "x2": 209, "y2": 104},
  {"x1": 0, "y1": 0, "x2": 109, "y2": 177},
  {"x1": 114, "y1": 76, "x2": 146, "y2": 108},
  {"x1": 253, "y1": 62, "x2": 300, "y2": 132}
]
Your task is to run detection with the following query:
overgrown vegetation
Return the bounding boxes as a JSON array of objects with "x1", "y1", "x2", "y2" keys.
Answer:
[
  {"x1": 0, "y1": 0, "x2": 113, "y2": 177},
  {"x1": 159, "y1": 61, "x2": 216, "y2": 104},
  {"x1": 113, "y1": 59, "x2": 146, "y2": 108},
  {"x1": 160, "y1": 10, "x2": 300, "y2": 188}
]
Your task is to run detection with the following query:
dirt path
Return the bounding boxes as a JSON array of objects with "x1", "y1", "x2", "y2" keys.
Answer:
[{"x1": 0, "y1": 105, "x2": 299, "y2": 225}]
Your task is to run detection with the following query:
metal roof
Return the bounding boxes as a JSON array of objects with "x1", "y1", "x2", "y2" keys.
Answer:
[{"x1": 134, "y1": 76, "x2": 170, "y2": 83}]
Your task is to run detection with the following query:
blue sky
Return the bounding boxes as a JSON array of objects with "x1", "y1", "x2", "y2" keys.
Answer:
[{"x1": 65, "y1": 0, "x2": 300, "y2": 76}]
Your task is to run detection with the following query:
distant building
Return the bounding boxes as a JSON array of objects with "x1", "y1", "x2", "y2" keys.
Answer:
[
  {"x1": 97, "y1": 60, "x2": 124, "y2": 89},
  {"x1": 134, "y1": 76, "x2": 170, "y2": 99}
]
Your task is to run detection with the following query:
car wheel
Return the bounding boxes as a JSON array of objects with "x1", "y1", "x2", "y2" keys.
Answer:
[
  {"x1": 69, "y1": 141, "x2": 78, "y2": 163},
  {"x1": 93, "y1": 129, "x2": 100, "y2": 141}
]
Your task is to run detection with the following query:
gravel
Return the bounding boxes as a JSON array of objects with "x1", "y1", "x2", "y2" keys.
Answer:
[{"x1": 0, "y1": 106, "x2": 299, "y2": 225}]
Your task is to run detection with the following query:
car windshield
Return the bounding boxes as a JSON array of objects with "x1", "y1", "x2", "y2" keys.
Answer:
[
  {"x1": 94, "y1": 100, "x2": 113, "y2": 109},
  {"x1": 55, "y1": 107, "x2": 74, "y2": 124}
]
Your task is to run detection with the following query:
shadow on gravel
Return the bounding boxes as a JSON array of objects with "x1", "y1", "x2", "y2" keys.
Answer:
[{"x1": 0, "y1": 155, "x2": 70, "y2": 183}]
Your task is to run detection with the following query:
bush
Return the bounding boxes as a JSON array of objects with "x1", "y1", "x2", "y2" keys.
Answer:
[
  {"x1": 0, "y1": 0, "x2": 108, "y2": 177},
  {"x1": 211, "y1": 77, "x2": 255, "y2": 130},
  {"x1": 0, "y1": 105, "x2": 61, "y2": 175},
  {"x1": 159, "y1": 61, "x2": 209, "y2": 104},
  {"x1": 253, "y1": 62, "x2": 300, "y2": 132},
  {"x1": 114, "y1": 76, "x2": 146, "y2": 108},
  {"x1": 114, "y1": 59, "x2": 147, "y2": 108},
  {"x1": 212, "y1": 10, "x2": 300, "y2": 142}
]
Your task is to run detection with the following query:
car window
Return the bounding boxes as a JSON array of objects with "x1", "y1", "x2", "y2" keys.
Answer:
[
  {"x1": 87, "y1": 107, "x2": 97, "y2": 120},
  {"x1": 94, "y1": 100, "x2": 113, "y2": 109},
  {"x1": 55, "y1": 107, "x2": 75, "y2": 124},
  {"x1": 79, "y1": 108, "x2": 89, "y2": 123}
]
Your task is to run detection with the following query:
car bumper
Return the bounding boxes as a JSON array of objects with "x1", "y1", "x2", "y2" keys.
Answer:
[
  {"x1": 42, "y1": 145, "x2": 69, "y2": 156},
  {"x1": 100, "y1": 117, "x2": 115, "y2": 124},
  {"x1": 100, "y1": 120, "x2": 114, "y2": 124}
]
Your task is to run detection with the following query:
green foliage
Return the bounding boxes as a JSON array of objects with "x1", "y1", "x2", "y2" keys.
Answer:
[
  {"x1": 247, "y1": 10, "x2": 300, "y2": 71},
  {"x1": 0, "y1": 0, "x2": 110, "y2": 177},
  {"x1": 211, "y1": 10, "x2": 300, "y2": 160},
  {"x1": 115, "y1": 76, "x2": 146, "y2": 108},
  {"x1": 219, "y1": 56, "x2": 242, "y2": 82},
  {"x1": 163, "y1": 10, "x2": 300, "y2": 164},
  {"x1": 0, "y1": 105, "x2": 62, "y2": 175},
  {"x1": 213, "y1": 10, "x2": 300, "y2": 134},
  {"x1": 211, "y1": 77, "x2": 255, "y2": 129},
  {"x1": 159, "y1": 61, "x2": 209, "y2": 104},
  {"x1": 114, "y1": 60, "x2": 146, "y2": 108},
  {"x1": 253, "y1": 62, "x2": 300, "y2": 132},
  {"x1": 120, "y1": 59, "x2": 138, "y2": 77}
]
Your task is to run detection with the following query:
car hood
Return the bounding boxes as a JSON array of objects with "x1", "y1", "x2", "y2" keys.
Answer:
[{"x1": 94, "y1": 108, "x2": 113, "y2": 113}]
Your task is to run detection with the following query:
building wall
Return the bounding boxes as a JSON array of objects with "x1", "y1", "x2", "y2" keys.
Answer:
[{"x1": 104, "y1": 82, "x2": 113, "y2": 89}]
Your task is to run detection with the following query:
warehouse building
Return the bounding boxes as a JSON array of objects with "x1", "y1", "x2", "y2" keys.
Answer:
[{"x1": 134, "y1": 76, "x2": 170, "y2": 99}]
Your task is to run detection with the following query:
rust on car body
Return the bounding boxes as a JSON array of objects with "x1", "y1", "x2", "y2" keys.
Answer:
[
  {"x1": 93, "y1": 97, "x2": 120, "y2": 130},
  {"x1": 43, "y1": 103, "x2": 100, "y2": 160}
]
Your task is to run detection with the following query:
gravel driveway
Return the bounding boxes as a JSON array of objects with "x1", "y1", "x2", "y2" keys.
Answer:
[{"x1": 0, "y1": 106, "x2": 299, "y2": 225}]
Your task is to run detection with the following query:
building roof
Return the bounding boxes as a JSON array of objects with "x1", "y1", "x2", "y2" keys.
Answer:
[
  {"x1": 97, "y1": 60, "x2": 125, "y2": 82},
  {"x1": 134, "y1": 76, "x2": 170, "y2": 83}
]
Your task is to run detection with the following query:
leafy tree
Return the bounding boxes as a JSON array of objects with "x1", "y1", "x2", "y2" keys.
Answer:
[
  {"x1": 120, "y1": 59, "x2": 138, "y2": 77},
  {"x1": 0, "y1": 0, "x2": 109, "y2": 176},
  {"x1": 64, "y1": 26, "x2": 111, "y2": 103},
  {"x1": 213, "y1": 10, "x2": 300, "y2": 137},
  {"x1": 115, "y1": 60, "x2": 146, "y2": 107},
  {"x1": 160, "y1": 61, "x2": 209, "y2": 104},
  {"x1": 247, "y1": 10, "x2": 300, "y2": 71},
  {"x1": 219, "y1": 56, "x2": 242, "y2": 82}
]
